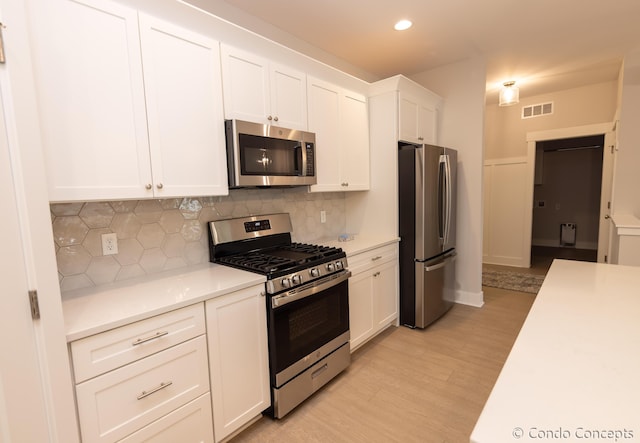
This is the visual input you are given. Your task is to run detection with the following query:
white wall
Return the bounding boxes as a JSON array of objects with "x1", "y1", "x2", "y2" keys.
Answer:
[
  {"x1": 410, "y1": 55, "x2": 487, "y2": 307},
  {"x1": 614, "y1": 49, "x2": 640, "y2": 217},
  {"x1": 483, "y1": 81, "x2": 618, "y2": 267},
  {"x1": 485, "y1": 81, "x2": 618, "y2": 160}
]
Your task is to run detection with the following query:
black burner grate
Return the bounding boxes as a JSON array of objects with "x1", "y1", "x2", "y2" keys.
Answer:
[{"x1": 216, "y1": 242, "x2": 343, "y2": 275}]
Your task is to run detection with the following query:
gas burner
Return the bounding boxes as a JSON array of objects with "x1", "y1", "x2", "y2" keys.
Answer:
[
  {"x1": 208, "y1": 214, "x2": 347, "y2": 293},
  {"x1": 218, "y1": 252, "x2": 296, "y2": 274}
]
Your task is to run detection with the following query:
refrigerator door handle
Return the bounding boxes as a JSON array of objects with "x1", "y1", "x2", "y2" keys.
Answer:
[
  {"x1": 440, "y1": 154, "x2": 453, "y2": 247},
  {"x1": 424, "y1": 252, "x2": 457, "y2": 272},
  {"x1": 438, "y1": 155, "x2": 450, "y2": 245}
]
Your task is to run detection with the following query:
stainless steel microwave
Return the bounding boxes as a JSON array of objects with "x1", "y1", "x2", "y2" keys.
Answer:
[{"x1": 225, "y1": 119, "x2": 316, "y2": 187}]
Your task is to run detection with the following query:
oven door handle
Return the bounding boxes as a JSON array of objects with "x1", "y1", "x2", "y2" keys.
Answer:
[{"x1": 271, "y1": 271, "x2": 351, "y2": 309}]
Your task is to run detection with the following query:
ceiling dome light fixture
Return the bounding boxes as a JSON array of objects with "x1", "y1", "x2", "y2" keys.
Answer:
[
  {"x1": 499, "y1": 81, "x2": 519, "y2": 106},
  {"x1": 394, "y1": 19, "x2": 413, "y2": 31}
]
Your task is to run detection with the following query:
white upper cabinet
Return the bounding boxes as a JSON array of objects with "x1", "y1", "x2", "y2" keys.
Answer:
[
  {"x1": 220, "y1": 44, "x2": 308, "y2": 130},
  {"x1": 308, "y1": 77, "x2": 370, "y2": 192},
  {"x1": 29, "y1": 0, "x2": 228, "y2": 201},
  {"x1": 30, "y1": 0, "x2": 150, "y2": 201},
  {"x1": 340, "y1": 91, "x2": 370, "y2": 190},
  {"x1": 399, "y1": 92, "x2": 438, "y2": 145},
  {"x1": 139, "y1": 13, "x2": 228, "y2": 198}
]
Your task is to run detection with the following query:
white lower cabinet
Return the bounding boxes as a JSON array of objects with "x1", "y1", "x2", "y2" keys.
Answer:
[
  {"x1": 205, "y1": 285, "x2": 270, "y2": 443},
  {"x1": 348, "y1": 244, "x2": 399, "y2": 351},
  {"x1": 75, "y1": 336, "x2": 210, "y2": 443},
  {"x1": 70, "y1": 287, "x2": 271, "y2": 443},
  {"x1": 70, "y1": 304, "x2": 212, "y2": 443}
]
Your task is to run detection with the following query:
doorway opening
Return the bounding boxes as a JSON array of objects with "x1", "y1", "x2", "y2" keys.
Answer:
[{"x1": 531, "y1": 134, "x2": 603, "y2": 271}]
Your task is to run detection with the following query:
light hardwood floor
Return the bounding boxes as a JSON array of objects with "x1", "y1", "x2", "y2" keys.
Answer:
[{"x1": 231, "y1": 287, "x2": 535, "y2": 443}]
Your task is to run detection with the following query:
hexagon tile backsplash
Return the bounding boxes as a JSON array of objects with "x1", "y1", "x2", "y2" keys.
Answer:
[{"x1": 52, "y1": 188, "x2": 346, "y2": 293}]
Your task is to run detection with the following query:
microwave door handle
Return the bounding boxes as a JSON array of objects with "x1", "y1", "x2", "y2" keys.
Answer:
[{"x1": 297, "y1": 144, "x2": 306, "y2": 176}]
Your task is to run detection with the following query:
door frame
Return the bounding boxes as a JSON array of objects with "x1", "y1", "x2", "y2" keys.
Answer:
[
  {"x1": 0, "y1": 0, "x2": 80, "y2": 440},
  {"x1": 525, "y1": 122, "x2": 615, "y2": 266}
]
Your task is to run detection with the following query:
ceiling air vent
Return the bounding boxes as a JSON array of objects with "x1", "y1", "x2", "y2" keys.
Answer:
[{"x1": 522, "y1": 102, "x2": 553, "y2": 119}]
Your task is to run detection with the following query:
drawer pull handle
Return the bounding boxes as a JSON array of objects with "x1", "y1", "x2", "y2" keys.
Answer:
[
  {"x1": 132, "y1": 330, "x2": 169, "y2": 346},
  {"x1": 311, "y1": 364, "x2": 328, "y2": 379},
  {"x1": 371, "y1": 256, "x2": 382, "y2": 261},
  {"x1": 137, "y1": 381, "x2": 173, "y2": 400}
]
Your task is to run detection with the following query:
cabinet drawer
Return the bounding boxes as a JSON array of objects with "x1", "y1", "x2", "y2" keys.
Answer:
[
  {"x1": 118, "y1": 393, "x2": 213, "y2": 443},
  {"x1": 348, "y1": 243, "x2": 398, "y2": 272},
  {"x1": 76, "y1": 336, "x2": 210, "y2": 443},
  {"x1": 71, "y1": 303, "x2": 205, "y2": 382}
]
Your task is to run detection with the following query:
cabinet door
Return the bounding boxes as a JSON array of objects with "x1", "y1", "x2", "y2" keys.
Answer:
[
  {"x1": 308, "y1": 77, "x2": 341, "y2": 192},
  {"x1": 308, "y1": 78, "x2": 370, "y2": 193},
  {"x1": 205, "y1": 286, "x2": 270, "y2": 442},
  {"x1": 139, "y1": 14, "x2": 228, "y2": 197},
  {"x1": 348, "y1": 270, "x2": 374, "y2": 351},
  {"x1": 270, "y1": 63, "x2": 307, "y2": 130},
  {"x1": 340, "y1": 91, "x2": 370, "y2": 190},
  {"x1": 220, "y1": 45, "x2": 270, "y2": 124},
  {"x1": 418, "y1": 103, "x2": 438, "y2": 145},
  {"x1": 30, "y1": 0, "x2": 152, "y2": 201},
  {"x1": 398, "y1": 93, "x2": 420, "y2": 143},
  {"x1": 373, "y1": 259, "x2": 399, "y2": 329},
  {"x1": 399, "y1": 92, "x2": 438, "y2": 145}
]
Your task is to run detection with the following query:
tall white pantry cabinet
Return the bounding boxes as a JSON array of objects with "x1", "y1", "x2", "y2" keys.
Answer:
[{"x1": 28, "y1": 0, "x2": 229, "y2": 202}]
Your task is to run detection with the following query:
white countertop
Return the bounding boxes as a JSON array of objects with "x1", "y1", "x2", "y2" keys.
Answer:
[
  {"x1": 611, "y1": 213, "x2": 640, "y2": 236},
  {"x1": 62, "y1": 263, "x2": 265, "y2": 342},
  {"x1": 321, "y1": 235, "x2": 399, "y2": 256},
  {"x1": 61, "y1": 236, "x2": 397, "y2": 342},
  {"x1": 471, "y1": 260, "x2": 640, "y2": 443}
]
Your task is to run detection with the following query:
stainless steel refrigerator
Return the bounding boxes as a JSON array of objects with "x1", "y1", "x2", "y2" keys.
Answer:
[{"x1": 398, "y1": 142, "x2": 456, "y2": 328}]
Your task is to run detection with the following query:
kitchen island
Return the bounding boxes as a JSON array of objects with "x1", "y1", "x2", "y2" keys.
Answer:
[{"x1": 471, "y1": 259, "x2": 640, "y2": 443}]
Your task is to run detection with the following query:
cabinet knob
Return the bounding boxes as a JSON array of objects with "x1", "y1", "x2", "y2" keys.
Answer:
[
  {"x1": 156, "y1": 183, "x2": 163, "y2": 190},
  {"x1": 267, "y1": 115, "x2": 273, "y2": 121},
  {"x1": 145, "y1": 184, "x2": 152, "y2": 190},
  {"x1": 341, "y1": 182, "x2": 349, "y2": 187},
  {"x1": 418, "y1": 136, "x2": 424, "y2": 141},
  {"x1": 274, "y1": 116, "x2": 279, "y2": 122}
]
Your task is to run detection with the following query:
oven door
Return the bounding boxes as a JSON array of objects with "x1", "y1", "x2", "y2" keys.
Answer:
[{"x1": 268, "y1": 271, "x2": 350, "y2": 387}]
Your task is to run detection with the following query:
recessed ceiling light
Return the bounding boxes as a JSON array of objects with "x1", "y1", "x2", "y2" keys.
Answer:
[{"x1": 394, "y1": 19, "x2": 412, "y2": 31}]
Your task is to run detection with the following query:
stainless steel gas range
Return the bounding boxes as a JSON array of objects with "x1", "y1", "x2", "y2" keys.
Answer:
[{"x1": 208, "y1": 213, "x2": 351, "y2": 418}]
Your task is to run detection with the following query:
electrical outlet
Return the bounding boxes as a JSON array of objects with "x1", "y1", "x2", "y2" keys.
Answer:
[
  {"x1": 101, "y1": 233, "x2": 118, "y2": 256},
  {"x1": 320, "y1": 210, "x2": 326, "y2": 223}
]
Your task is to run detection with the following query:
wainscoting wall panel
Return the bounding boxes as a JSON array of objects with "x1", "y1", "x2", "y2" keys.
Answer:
[{"x1": 483, "y1": 157, "x2": 531, "y2": 267}]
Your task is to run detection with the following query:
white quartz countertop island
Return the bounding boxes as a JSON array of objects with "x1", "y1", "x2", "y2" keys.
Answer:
[{"x1": 471, "y1": 259, "x2": 640, "y2": 443}]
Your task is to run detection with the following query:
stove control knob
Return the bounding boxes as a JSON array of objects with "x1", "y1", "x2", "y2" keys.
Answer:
[
  {"x1": 281, "y1": 277, "x2": 292, "y2": 288},
  {"x1": 335, "y1": 260, "x2": 344, "y2": 270},
  {"x1": 291, "y1": 274, "x2": 302, "y2": 285},
  {"x1": 326, "y1": 263, "x2": 335, "y2": 272},
  {"x1": 309, "y1": 268, "x2": 320, "y2": 278}
]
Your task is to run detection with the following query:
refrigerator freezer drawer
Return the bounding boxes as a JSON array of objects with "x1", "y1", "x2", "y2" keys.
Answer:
[{"x1": 414, "y1": 252, "x2": 456, "y2": 328}]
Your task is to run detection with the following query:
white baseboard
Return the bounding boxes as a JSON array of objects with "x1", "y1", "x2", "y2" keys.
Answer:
[
  {"x1": 532, "y1": 239, "x2": 597, "y2": 250},
  {"x1": 483, "y1": 255, "x2": 529, "y2": 267},
  {"x1": 454, "y1": 289, "x2": 484, "y2": 307}
]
